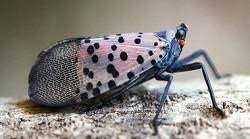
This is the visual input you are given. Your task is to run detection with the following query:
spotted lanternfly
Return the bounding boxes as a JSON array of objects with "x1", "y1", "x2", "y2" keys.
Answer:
[{"x1": 28, "y1": 23, "x2": 227, "y2": 134}]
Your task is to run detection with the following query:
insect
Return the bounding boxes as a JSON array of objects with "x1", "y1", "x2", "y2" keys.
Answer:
[{"x1": 28, "y1": 23, "x2": 227, "y2": 134}]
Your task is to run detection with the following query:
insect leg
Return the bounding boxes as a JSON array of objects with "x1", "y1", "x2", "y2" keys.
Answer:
[
  {"x1": 169, "y1": 62, "x2": 225, "y2": 116},
  {"x1": 153, "y1": 73, "x2": 173, "y2": 135},
  {"x1": 174, "y1": 49, "x2": 230, "y2": 79}
]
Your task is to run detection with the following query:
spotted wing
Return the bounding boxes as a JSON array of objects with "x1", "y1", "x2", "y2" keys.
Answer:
[{"x1": 76, "y1": 33, "x2": 167, "y2": 99}]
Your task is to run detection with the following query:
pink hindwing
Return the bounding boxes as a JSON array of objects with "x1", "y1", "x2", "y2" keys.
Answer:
[{"x1": 76, "y1": 33, "x2": 167, "y2": 99}]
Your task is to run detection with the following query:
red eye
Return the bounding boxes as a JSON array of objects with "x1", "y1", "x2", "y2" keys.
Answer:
[{"x1": 179, "y1": 39, "x2": 185, "y2": 46}]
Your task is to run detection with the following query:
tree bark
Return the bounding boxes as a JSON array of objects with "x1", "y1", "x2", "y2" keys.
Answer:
[{"x1": 0, "y1": 75, "x2": 249, "y2": 139}]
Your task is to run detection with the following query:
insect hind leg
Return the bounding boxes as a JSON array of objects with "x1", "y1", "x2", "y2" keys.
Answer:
[
  {"x1": 174, "y1": 49, "x2": 230, "y2": 79},
  {"x1": 168, "y1": 62, "x2": 225, "y2": 117},
  {"x1": 152, "y1": 73, "x2": 173, "y2": 135}
]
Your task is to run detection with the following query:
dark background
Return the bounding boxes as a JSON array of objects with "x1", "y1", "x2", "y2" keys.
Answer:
[{"x1": 0, "y1": 0, "x2": 249, "y2": 96}]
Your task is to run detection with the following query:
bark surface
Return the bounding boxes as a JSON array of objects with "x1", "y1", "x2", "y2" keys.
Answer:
[{"x1": 0, "y1": 75, "x2": 249, "y2": 139}]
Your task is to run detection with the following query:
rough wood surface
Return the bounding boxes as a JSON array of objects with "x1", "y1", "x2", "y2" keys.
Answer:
[{"x1": 0, "y1": 75, "x2": 250, "y2": 139}]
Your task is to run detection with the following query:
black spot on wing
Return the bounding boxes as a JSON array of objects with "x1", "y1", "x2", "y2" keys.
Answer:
[
  {"x1": 86, "y1": 82, "x2": 93, "y2": 90},
  {"x1": 136, "y1": 55, "x2": 144, "y2": 64},
  {"x1": 154, "y1": 42, "x2": 158, "y2": 46},
  {"x1": 120, "y1": 52, "x2": 128, "y2": 61},
  {"x1": 88, "y1": 71, "x2": 94, "y2": 79},
  {"x1": 92, "y1": 55, "x2": 98, "y2": 63},
  {"x1": 87, "y1": 45, "x2": 94, "y2": 55},
  {"x1": 112, "y1": 70, "x2": 119, "y2": 78},
  {"x1": 107, "y1": 64, "x2": 115, "y2": 73},
  {"x1": 127, "y1": 72, "x2": 135, "y2": 79},
  {"x1": 111, "y1": 45, "x2": 117, "y2": 51},
  {"x1": 94, "y1": 43, "x2": 100, "y2": 49},
  {"x1": 83, "y1": 68, "x2": 89, "y2": 75},
  {"x1": 108, "y1": 53, "x2": 114, "y2": 61},
  {"x1": 118, "y1": 37, "x2": 124, "y2": 43},
  {"x1": 96, "y1": 81, "x2": 102, "y2": 87},
  {"x1": 106, "y1": 64, "x2": 119, "y2": 78},
  {"x1": 151, "y1": 59, "x2": 156, "y2": 65},
  {"x1": 108, "y1": 80, "x2": 116, "y2": 89},
  {"x1": 148, "y1": 50, "x2": 153, "y2": 56},
  {"x1": 134, "y1": 38, "x2": 141, "y2": 44}
]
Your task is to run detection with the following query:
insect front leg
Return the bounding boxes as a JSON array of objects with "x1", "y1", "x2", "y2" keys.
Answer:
[
  {"x1": 174, "y1": 49, "x2": 230, "y2": 79},
  {"x1": 168, "y1": 62, "x2": 225, "y2": 117},
  {"x1": 153, "y1": 73, "x2": 173, "y2": 135}
]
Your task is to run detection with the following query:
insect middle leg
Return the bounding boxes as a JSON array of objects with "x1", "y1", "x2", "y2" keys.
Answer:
[
  {"x1": 168, "y1": 62, "x2": 225, "y2": 116},
  {"x1": 174, "y1": 49, "x2": 230, "y2": 79},
  {"x1": 153, "y1": 73, "x2": 173, "y2": 135}
]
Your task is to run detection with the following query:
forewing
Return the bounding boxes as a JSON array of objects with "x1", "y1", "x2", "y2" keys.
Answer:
[{"x1": 76, "y1": 33, "x2": 166, "y2": 99}]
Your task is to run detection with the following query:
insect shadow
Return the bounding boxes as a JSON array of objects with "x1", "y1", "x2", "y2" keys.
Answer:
[{"x1": 16, "y1": 99, "x2": 79, "y2": 114}]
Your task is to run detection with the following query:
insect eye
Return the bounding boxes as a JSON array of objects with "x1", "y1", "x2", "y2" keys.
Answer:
[{"x1": 176, "y1": 29, "x2": 186, "y2": 40}]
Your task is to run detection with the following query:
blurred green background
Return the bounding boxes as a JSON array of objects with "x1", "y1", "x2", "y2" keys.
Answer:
[{"x1": 0, "y1": 0, "x2": 249, "y2": 97}]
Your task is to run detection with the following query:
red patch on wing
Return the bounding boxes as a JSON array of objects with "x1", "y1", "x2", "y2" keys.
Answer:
[{"x1": 79, "y1": 49, "x2": 88, "y2": 58}]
